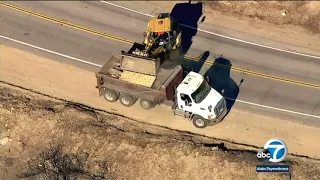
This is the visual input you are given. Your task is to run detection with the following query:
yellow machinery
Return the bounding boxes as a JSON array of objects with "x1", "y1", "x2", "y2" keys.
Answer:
[{"x1": 132, "y1": 13, "x2": 182, "y2": 60}]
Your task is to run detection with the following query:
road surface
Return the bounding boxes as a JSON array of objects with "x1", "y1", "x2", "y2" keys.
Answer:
[{"x1": 1, "y1": 1, "x2": 320, "y2": 126}]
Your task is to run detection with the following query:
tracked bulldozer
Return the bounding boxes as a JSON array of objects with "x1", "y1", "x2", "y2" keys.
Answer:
[{"x1": 130, "y1": 13, "x2": 182, "y2": 61}]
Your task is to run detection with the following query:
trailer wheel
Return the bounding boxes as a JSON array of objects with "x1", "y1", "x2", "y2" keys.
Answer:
[
  {"x1": 119, "y1": 94, "x2": 135, "y2": 107},
  {"x1": 102, "y1": 89, "x2": 118, "y2": 102},
  {"x1": 192, "y1": 115, "x2": 208, "y2": 128},
  {"x1": 140, "y1": 99, "x2": 153, "y2": 110}
]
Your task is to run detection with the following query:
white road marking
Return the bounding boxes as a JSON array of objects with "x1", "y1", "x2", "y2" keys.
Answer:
[
  {"x1": 225, "y1": 97, "x2": 320, "y2": 119},
  {"x1": 101, "y1": 1, "x2": 320, "y2": 60},
  {"x1": 102, "y1": 1, "x2": 153, "y2": 17},
  {"x1": 0, "y1": 35, "x2": 102, "y2": 68},
  {"x1": 1, "y1": 34, "x2": 319, "y2": 119}
]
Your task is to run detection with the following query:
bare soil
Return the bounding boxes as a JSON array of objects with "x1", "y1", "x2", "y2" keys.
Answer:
[
  {"x1": 206, "y1": 1, "x2": 320, "y2": 34},
  {"x1": 0, "y1": 84, "x2": 320, "y2": 180}
]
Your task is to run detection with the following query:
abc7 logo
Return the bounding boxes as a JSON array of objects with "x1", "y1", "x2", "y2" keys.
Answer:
[
  {"x1": 257, "y1": 149, "x2": 271, "y2": 162},
  {"x1": 257, "y1": 138, "x2": 288, "y2": 163}
]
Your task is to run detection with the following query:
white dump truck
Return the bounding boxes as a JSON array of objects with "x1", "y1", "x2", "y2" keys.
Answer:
[{"x1": 95, "y1": 52, "x2": 227, "y2": 128}]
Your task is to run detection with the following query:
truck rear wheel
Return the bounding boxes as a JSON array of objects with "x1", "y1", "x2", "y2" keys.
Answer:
[
  {"x1": 119, "y1": 94, "x2": 135, "y2": 107},
  {"x1": 140, "y1": 99, "x2": 153, "y2": 110},
  {"x1": 192, "y1": 115, "x2": 208, "y2": 128},
  {"x1": 102, "y1": 89, "x2": 118, "y2": 102}
]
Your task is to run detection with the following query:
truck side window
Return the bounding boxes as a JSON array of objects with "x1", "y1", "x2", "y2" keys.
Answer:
[{"x1": 180, "y1": 93, "x2": 192, "y2": 106}]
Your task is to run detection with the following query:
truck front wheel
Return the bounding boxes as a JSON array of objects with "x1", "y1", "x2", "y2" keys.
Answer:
[
  {"x1": 140, "y1": 99, "x2": 153, "y2": 110},
  {"x1": 102, "y1": 89, "x2": 118, "y2": 102},
  {"x1": 192, "y1": 115, "x2": 208, "y2": 128},
  {"x1": 119, "y1": 94, "x2": 135, "y2": 107}
]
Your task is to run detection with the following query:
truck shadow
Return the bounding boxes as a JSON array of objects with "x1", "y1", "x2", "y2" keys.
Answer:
[
  {"x1": 170, "y1": 2, "x2": 204, "y2": 54},
  {"x1": 180, "y1": 51, "x2": 210, "y2": 74},
  {"x1": 203, "y1": 57, "x2": 243, "y2": 116}
]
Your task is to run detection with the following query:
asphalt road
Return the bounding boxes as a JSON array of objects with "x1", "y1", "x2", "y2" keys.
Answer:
[{"x1": 1, "y1": 1, "x2": 320, "y2": 126}]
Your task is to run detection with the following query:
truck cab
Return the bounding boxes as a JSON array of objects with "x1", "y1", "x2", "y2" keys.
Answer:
[{"x1": 174, "y1": 71, "x2": 227, "y2": 128}]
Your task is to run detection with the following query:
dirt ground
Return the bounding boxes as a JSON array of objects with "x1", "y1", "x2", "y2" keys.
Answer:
[
  {"x1": 206, "y1": 1, "x2": 320, "y2": 33},
  {"x1": 0, "y1": 84, "x2": 320, "y2": 180},
  {"x1": 138, "y1": 1, "x2": 320, "y2": 54}
]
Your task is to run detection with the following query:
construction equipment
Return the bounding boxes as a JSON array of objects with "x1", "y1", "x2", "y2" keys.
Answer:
[
  {"x1": 131, "y1": 13, "x2": 182, "y2": 60},
  {"x1": 95, "y1": 53, "x2": 227, "y2": 129}
]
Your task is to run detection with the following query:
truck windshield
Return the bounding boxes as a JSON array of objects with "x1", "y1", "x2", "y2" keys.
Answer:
[{"x1": 191, "y1": 80, "x2": 211, "y2": 103}]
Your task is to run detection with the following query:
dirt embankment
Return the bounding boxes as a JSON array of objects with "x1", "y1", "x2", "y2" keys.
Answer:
[
  {"x1": 0, "y1": 84, "x2": 320, "y2": 180},
  {"x1": 206, "y1": 1, "x2": 320, "y2": 34}
]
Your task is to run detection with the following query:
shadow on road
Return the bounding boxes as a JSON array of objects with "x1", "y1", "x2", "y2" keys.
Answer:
[
  {"x1": 170, "y1": 2, "x2": 204, "y2": 54},
  {"x1": 180, "y1": 50, "x2": 210, "y2": 74},
  {"x1": 204, "y1": 57, "x2": 243, "y2": 116}
]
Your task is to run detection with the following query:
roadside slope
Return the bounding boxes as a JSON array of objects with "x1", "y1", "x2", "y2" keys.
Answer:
[
  {"x1": 1, "y1": 45, "x2": 320, "y2": 158},
  {"x1": 2, "y1": 85, "x2": 320, "y2": 179}
]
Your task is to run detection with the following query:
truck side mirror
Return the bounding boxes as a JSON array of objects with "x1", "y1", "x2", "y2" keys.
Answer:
[{"x1": 221, "y1": 89, "x2": 225, "y2": 95}]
